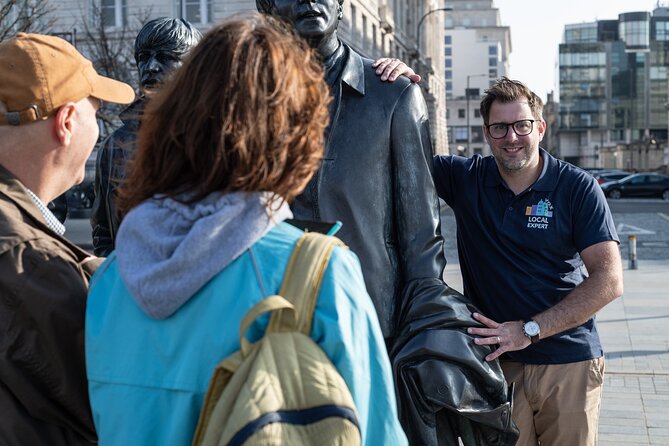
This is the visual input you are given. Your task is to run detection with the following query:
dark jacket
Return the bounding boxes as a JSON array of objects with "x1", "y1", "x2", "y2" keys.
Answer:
[
  {"x1": 91, "y1": 98, "x2": 143, "y2": 257},
  {"x1": 0, "y1": 165, "x2": 101, "y2": 445},
  {"x1": 391, "y1": 282, "x2": 519, "y2": 445},
  {"x1": 292, "y1": 43, "x2": 448, "y2": 338}
]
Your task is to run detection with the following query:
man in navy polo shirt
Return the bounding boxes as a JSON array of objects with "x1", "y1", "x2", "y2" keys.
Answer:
[{"x1": 433, "y1": 77, "x2": 623, "y2": 446}]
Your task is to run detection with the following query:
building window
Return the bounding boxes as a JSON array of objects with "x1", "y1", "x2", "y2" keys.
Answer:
[
  {"x1": 445, "y1": 81, "x2": 452, "y2": 91},
  {"x1": 100, "y1": 0, "x2": 126, "y2": 28},
  {"x1": 445, "y1": 58, "x2": 452, "y2": 68},
  {"x1": 474, "y1": 109, "x2": 481, "y2": 118},
  {"x1": 489, "y1": 68, "x2": 497, "y2": 78},
  {"x1": 488, "y1": 57, "x2": 497, "y2": 67},
  {"x1": 180, "y1": 0, "x2": 212, "y2": 24},
  {"x1": 362, "y1": 14, "x2": 368, "y2": 49},
  {"x1": 351, "y1": 5, "x2": 357, "y2": 38},
  {"x1": 445, "y1": 47, "x2": 452, "y2": 56},
  {"x1": 488, "y1": 45, "x2": 497, "y2": 55},
  {"x1": 458, "y1": 109, "x2": 465, "y2": 119},
  {"x1": 372, "y1": 24, "x2": 377, "y2": 49},
  {"x1": 445, "y1": 70, "x2": 452, "y2": 79},
  {"x1": 444, "y1": 35, "x2": 452, "y2": 45},
  {"x1": 655, "y1": 20, "x2": 669, "y2": 40},
  {"x1": 454, "y1": 126, "x2": 468, "y2": 142}
]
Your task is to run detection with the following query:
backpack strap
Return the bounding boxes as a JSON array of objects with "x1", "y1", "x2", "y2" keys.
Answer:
[{"x1": 267, "y1": 232, "x2": 346, "y2": 335}]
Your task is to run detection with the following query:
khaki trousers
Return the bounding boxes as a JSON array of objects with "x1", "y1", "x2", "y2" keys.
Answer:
[{"x1": 501, "y1": 357, "x2": 605, "y2": 446}]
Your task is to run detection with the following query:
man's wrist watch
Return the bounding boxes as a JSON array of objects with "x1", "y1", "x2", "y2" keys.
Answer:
[{"x1": 522, "y1": 320, "x2": 541, "y2": 344}]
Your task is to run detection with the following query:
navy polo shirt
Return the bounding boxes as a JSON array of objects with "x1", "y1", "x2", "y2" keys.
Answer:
[{"x1": 433, "y1": 149, "x2": 619, "y2": 364}]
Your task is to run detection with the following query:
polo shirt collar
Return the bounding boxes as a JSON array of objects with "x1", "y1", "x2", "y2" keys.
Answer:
[{"x1": 484, "y1": 147, "x2": 558, "y2": 191}]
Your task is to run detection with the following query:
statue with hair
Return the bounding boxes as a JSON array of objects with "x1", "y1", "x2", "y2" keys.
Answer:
[{"x1": 91, "y1": 17, "x2": 201, "y2": 256}]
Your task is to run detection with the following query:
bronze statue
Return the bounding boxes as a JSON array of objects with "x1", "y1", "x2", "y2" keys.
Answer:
[
  {"x1": 91, "y1": 18, "x2": 201, "y2": 256},
  {"x1": 256, "y1": 1, "x2": 519, "y2": 444}
]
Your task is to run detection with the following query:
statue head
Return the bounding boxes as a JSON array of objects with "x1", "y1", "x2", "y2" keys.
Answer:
[
  {"x1": 134, "y1": 17, "x2": 202, "y2": 95},
  {"x1": 255, "y1": 0, "x2": 344, "y2": 46}
]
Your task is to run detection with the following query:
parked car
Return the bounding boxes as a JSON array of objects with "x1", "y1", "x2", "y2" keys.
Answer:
[
  {"x1": 66, "y1": 180, "x2": 95, "y2": 218},
  {"x1": 600, "y1": 173, "x2": 669, "y2": 200},
  {"x1": 593, "y1": 170, "x2": 630, "y2": 185},
  {"x1": 47, "y1": 193, "x2": 68, "y2": 223}
]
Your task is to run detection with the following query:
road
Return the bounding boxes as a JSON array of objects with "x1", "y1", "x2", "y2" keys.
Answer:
[
  {"x1": 65, "y1": 199, "x2": 669, "y2": 261},
  {"x1": 439, "y1": 199, "x2": 669, "y2": 265}
]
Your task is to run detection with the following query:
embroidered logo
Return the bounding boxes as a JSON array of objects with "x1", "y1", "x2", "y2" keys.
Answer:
[{"x1": 525, "y1": 199, "x2": 553, "y2": 229}]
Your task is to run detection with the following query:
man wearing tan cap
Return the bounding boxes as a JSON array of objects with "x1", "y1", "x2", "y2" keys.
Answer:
[{"x1": 0, "y1": 33, "x2": 134, "y2": 444}]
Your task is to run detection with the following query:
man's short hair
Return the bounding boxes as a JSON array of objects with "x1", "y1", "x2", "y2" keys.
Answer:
[
  {"x1": 479, "y1": 77, "x2": 544, "y2": 125},
  {"x1": 134, "y1": 18, "x2": 202, "y2": 64}
]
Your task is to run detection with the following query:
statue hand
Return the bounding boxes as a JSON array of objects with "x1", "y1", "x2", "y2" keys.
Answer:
[{"x1": 372, "y1": 58, "x2": 421, "y2": 83}]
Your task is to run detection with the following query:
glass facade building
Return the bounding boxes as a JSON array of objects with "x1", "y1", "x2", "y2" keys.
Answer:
[{"x1": 558, "y1": 8, "x2": 669, "y2": 169}]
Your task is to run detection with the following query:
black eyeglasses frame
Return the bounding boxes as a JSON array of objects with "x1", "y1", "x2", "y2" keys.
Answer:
[{"x1": 485, "y1": 119, "x2": 540, "y2": 139}]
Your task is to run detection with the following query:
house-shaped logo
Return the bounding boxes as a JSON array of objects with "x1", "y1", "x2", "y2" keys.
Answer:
[{"x1": 526, "y1": 199, "x2": 553, "y2": 218}]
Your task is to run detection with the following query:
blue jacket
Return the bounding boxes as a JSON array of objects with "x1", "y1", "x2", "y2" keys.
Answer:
[{"x1": 86, "y1": 222, "x2": 407, "y2": 446}]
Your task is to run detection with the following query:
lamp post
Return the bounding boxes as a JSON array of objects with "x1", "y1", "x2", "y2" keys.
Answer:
[
  {"x1": 466, "y1": 73, "x2": 487, "y2": 157},
  {"x1": 415, "y1": 7, "x2": 453, "y2": 66}
]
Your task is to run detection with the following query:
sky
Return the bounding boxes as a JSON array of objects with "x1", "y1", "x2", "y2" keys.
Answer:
[{"x1": 494, "y1": 0, "x2": 661, "y2": 101}]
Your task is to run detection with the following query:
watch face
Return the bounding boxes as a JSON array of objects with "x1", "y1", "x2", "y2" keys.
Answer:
[{"x1": 524, "y1": 320, "x2": 540, "y2": 336}]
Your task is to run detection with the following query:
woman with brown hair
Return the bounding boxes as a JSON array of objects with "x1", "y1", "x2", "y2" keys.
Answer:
[{"x1": 84, "y1": 13, "x2": 406, "y2": 446}]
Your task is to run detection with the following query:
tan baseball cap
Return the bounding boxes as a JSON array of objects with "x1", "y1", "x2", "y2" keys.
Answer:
[{"x1": 0, "y1": 33, "x2": 135, "y2": 126}]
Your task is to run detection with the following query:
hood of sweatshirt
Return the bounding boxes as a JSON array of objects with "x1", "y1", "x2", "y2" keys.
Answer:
[{"x1": 114, "y1": 191, "x2": 291, "y2": 319}]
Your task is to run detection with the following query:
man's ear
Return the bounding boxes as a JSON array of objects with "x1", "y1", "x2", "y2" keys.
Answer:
[
  {"x1": 52, "y1": 103, "x2": 76, "y2": 146},
  {"x1": 337, "y1": 3, "x2": 344, "y2": 20},
  {"x1": 538, "y1": 119, "x2": 547, "y2": 142}
]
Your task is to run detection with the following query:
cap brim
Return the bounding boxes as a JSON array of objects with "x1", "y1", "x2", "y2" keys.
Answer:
[{"x1": 90, "y1": 74, "x2": 135, "y2": 105}]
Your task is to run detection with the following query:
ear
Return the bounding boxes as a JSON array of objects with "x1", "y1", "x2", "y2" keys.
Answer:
[
  {"x1": 338, "y1": 3, "x2": 344, "y2": 20},
  {"x1": 537, "y1": 119, "x2": 547, "y2": 142},
  {"x1": 52, "y1": 103, "x2": 76, "y2": 146}
]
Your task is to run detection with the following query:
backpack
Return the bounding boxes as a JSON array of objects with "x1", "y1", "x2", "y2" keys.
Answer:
[{"x1": 191, "y1": 233, "x2": 362, "y2": 446}]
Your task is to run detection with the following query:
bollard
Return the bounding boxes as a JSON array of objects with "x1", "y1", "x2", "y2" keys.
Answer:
[{"x1": 628, "y1": 235, "x2": 638, "y2": 270}]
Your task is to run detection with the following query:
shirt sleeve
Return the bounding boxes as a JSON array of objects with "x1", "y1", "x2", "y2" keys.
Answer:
[
  {"x1": 0, "y1": 242, "x2": 96, "y2": 442},
  {"x1": 432, "y1": 154, "x2": 456, "y2": 206},
  {"x1": 312, "y1": 247, "x2": 408, "y2": 446},
  {"x1": 570, "y1": 173, "x2": 620, "y2": 252}
]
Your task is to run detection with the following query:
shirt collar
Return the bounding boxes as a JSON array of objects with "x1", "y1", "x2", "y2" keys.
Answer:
[
  {"x1": 25, "y1": 189, "x2": 66, "y2": 236},
  {"x1": 484, "y1": 147, "x2": 558, "y2": 191},
  {"x1": 337, "y1": 43, "x2": 365, "y2": 96}
]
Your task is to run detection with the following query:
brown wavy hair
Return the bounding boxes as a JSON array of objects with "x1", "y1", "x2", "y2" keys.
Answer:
[
  {"x1": 118, "y1": 13, "x2": 330, "y2": 214},
  {"x1": 479, "y1": 76, "x2": 543, "y2": 125}
]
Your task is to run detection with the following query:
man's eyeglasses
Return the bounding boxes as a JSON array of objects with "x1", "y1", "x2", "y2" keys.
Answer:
[{"x1": 486, "y1": 119, "x2": 539, "y2": 139}]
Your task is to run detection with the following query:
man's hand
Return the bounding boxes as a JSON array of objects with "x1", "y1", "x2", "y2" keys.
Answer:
[
  {"x1": 467, "y1": 312, "x2": 531, "y2": 362},
  {"x1": 372, "y1": 58, "x2": 421, "y2": 83}
]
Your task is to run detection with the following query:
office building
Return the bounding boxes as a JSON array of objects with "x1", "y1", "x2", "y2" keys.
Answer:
[
  {"x1": 558, "y1": 6, "x2": 669, "y2": 170},
  {"x1": 444, "y1": 0, "x2": 511, "y2": 156}
]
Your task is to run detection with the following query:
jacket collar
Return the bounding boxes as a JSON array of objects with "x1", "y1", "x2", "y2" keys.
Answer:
[
  {"x1": 0, "y1": 164, "x2": 92, "y2": 258},
  {"x1": 0, "y1": 164, "x2": 49, "y2": 228},
  {"x1": 339, "y1": 43, "x2": 365, "y2": 96},
  {"x1": 484, "y1": 148, "x2": 557, "y2": 191}
]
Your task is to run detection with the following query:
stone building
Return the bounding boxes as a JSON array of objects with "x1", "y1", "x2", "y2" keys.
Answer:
[{"x1": 42, "y1": 0, "x2": 449, "y2": 153}]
